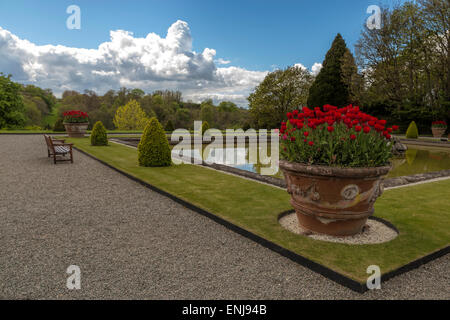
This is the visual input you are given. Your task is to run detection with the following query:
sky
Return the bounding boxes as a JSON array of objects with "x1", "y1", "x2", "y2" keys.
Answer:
[{"x1": 0, "y1": 0, "x2": 403, "y2": 106}]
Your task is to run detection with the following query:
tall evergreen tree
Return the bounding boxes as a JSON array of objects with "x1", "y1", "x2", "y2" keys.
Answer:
[{"x1": 307, "y1": 34, "x2": 352, "y2": 108}]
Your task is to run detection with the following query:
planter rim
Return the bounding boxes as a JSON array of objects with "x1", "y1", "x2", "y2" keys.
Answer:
[
  {"x1": 279, "y1": 159, "x2": 391, "y2": 178},
  {"x1": 63, "y1": 122, "x2": 89, "y2": 125}
]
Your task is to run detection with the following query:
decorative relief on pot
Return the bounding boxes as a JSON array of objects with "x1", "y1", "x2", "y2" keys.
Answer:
[
  {"x1": 291, "y1": 183, "x2": 320, "y2": 201},
  {"x1": 369, "y1": 181, "x2": 384, "y2": 204},
  {"x1": 341, "y1": 184, "x2": 360, "y2": 200}
]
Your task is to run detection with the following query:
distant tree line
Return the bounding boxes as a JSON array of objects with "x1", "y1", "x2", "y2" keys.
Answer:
[{"x1": 0, "y1": 74, "x2": 251, "y2": 131}]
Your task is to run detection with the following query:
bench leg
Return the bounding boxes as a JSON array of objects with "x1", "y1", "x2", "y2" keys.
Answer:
[
  {"x1": 70, "y1": 150, "x2": 73, "y2": 163},
  {"x1": 53, "y1": 153, "x2": 57, "y2": 164}
]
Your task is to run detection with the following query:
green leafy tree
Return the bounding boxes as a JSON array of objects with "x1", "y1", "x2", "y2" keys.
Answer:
[
  {"x1": 90, "y1": 121, "x2": 108, "y2": 146},
  {"x1": 23, "y1": 97, "x2": 42, "y2": 126},
  {"x1": 307, "y1": 34, "x2": 351, "y2": 108},
  {"x1": 165, "y1": 119, "x2": 175, "y2": 132},
  {"x1": 0, "y1": 73, "x2": 26, "y2": 128},
  {"x1": 53, "y1": 118, "x2": 65, "y2": 132},
  {"x1": 174, "y1": 108, "x2": 191, "y2": 129},
  {"x1": 200, "y1": 99, "x2": 215, "y2": 126},
  {"x1": 248, "y1": 66, "x2": 313, "y2": 129},
  {"x1": 113, "y1": 99, "x2": 149, "y2": 130},
  {"x1": 138, "y1": 117, "x2": 171, "y2": 167}
]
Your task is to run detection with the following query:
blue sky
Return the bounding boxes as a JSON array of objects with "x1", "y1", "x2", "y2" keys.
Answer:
[{"x1": 0, "y1": 0, "x2": 404, "y2": 104}]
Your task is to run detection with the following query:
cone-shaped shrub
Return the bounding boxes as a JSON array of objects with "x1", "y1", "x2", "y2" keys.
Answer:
[
  {"x1": 201, "y1": 121, "x2": 210, "y2": 135},
  {"x1": 91, "y1": 121, "x2": 108, "y2": 146},
  {"x1": 406, "y1": 121, "x2": 419, "y2": 139},
  {"x1": 138, "y1": 117, "x2": 172, "y2": 167}
]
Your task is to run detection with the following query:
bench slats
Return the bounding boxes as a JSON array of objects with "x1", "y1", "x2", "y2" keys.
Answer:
[{"x1": 54, "y1": 146, "x2": 70, "y2": 154}]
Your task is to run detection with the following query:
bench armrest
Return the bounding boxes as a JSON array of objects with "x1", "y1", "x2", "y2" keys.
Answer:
[{"x1": 51, "y1": 139, "x2": 66, "y2": 143}]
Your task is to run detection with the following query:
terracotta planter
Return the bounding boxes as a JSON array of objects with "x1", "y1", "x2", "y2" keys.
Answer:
[
  {"x1": 431, "y1": 127, "x2": 446, "y2": 138},
  {"x1": 64, "y1": 122, "x2": 89, "y2": 138},
  {"x1": 280, "y1": 160, "x2": 391, "y2": 236}
]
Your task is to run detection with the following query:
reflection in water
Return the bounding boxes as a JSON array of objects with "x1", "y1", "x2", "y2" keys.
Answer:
[{"x1": 173, "y1": 145, "x2": 450, "y2": 179}]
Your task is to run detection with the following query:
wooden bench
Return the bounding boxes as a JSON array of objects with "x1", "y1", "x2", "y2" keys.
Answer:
[{"x1": 44, "y1": 135, "x2": 73, "y2": 164}]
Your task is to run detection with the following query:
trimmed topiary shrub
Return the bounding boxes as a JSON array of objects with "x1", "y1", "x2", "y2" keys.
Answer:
[
  {"x1": 406, "y1": 121, "x2": 419, "y2": 139},
  {"x1": 53, "y1": 118, "x2": 65, "y2": 132},
  {"x1": 165, "y1": 119, "x2": 175, "y2": 132},
  {"x1": 138, "y1": 117, "x2": 171, "y2": 167},
  {"x1": 91, "y1": 121, "x2": 108, "y2": 146},
  {"x1": 201, "y1": 121, "x2": 210, "y2": 135}
]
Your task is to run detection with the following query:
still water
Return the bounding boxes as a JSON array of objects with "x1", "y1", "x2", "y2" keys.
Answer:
[{"x1": 172, "y1": 144, "x2": 450, "y2": 179}]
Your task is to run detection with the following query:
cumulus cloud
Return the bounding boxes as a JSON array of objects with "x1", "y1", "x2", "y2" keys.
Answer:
[
  {"x1": 311, "y1": 62, "x2": 323, "y2": 76},
  {"x1": 0, "y1": 20, "x2": 268, "y2": 106},
  {"x1": 0, "y1": 20, "x2": 321, "y2": 106}
]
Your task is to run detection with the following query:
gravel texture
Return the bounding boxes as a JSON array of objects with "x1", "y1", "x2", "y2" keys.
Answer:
[
  {"x1": 279, "y1": 213, "x2": 398, "y2": 245},
  {"x1": 0, "y1": 135, "x2": 449, "y2": 300}
]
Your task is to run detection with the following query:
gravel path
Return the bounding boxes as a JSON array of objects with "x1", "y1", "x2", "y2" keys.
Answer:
[{"x1": 0, "y1": 135, "x2": 448, "y2": 300}]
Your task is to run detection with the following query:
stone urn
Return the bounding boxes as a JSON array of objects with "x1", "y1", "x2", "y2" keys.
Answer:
[
  {"x1": 64, "y1": 122, "x2": 89, "y2": 138},
  {"x1": 280, "y1": 160, "x2": 391, "y2": 236},
  {"x1": 431, "y1": 127, "x2": 446, "y2": 138}
]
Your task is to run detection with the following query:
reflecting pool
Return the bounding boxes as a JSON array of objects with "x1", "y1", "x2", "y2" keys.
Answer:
[{"x1": 172, "y1": 144, "x2": 450, "y2": 179}]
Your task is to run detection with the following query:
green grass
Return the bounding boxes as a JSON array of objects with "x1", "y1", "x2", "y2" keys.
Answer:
[{"x1": 67, "y1": 138, "x2": 450, "y2": 282}]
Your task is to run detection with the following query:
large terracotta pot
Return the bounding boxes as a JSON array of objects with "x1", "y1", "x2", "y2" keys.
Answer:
[
  {"x1": 280, "y1": 160, "x2": 391, "y2": 236},
  {"x1": 431, "y1": 127, "x2": 446, "y2": 138},
  {"x1": 64, "y1": 122, "x2": 89, "y2": 138}
]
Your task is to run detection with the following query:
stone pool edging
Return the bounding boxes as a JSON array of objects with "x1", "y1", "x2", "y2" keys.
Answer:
[
  {"x1": 110, "y1": 137, "x2": 450, "y2": 190},
  {"x1": 73, "y1": 144, "x2": 450, "y2": 294}
]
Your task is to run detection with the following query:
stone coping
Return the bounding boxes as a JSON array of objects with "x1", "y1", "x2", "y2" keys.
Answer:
[
  {"x1": 111, "y1": 137, "x2": 450, "y2": 189},
  {"x1": 400, "y1": 138, "x2": 450, "y2": 148}
]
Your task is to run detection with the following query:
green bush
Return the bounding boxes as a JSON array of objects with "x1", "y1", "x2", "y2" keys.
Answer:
[
  {"x1": 138, "y1": 117, "x2": 171, "y2": 167},
  {"x1": 90, "y1": 121, "x2": 108, "y2": 146},
  {"x1": 165, "y1": 119, "x2": 175, "y2": 132},
  {"x1": 53, "y1": 118, "x2": 65, "y2": 132},
  {"x1": 406, "y1": 121, "x2": 419, "y2": 139},
  {"x1": 201, "y1": 121, "x2": 210, "y2": 135}
]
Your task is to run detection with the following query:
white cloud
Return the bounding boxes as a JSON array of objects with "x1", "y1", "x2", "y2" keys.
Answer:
[
  {"x1": 311, "y1": 62, "x2": 323, "y2": 76},
  {"x1": 0, "y1": 20, "x2": 267, "y2": 106},
  {"x1": 0, "y1": 20, "x2": 321, "y2": 107},
  {"x1": 215, "y1": 58, "x2": 231, "y2": 65},
  {"x1": 293, "y1": 63, "x2": 307, "y2": 71}
]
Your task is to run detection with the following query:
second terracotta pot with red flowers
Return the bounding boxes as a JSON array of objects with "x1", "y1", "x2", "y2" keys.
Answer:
[{"x1": 63, "y1": 110, "x2": 89, "y2": 138}]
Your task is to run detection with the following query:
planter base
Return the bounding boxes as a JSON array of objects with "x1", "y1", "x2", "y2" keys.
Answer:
[
  {"x1": 431, "y1": 127, "x2": 446, "y2": 138},
  {"x1": 64, "y1": 123, "x2": 89, "y2": 138},
  {"x1": 295, "y1": 210, "x2": 369, "y2": 237},
  {"x1": 280, "y1": 160, "x2": 391, "y2": 237}
]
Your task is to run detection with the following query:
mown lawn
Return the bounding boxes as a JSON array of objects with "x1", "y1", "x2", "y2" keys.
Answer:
[{"x1": 67, "y1": 137, "x2": 450, "y2": 282}]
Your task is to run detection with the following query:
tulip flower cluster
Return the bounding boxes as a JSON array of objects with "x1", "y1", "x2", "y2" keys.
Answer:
[
  {"x1": 431, "y1": 120, "x2": 447, "y2": 128},
  {"x1": 280, "y1": 105, "x2": 399, "y2": 167},
  {"x1": 63, "y1": 110, "x2": 89, "y2": 123}
]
